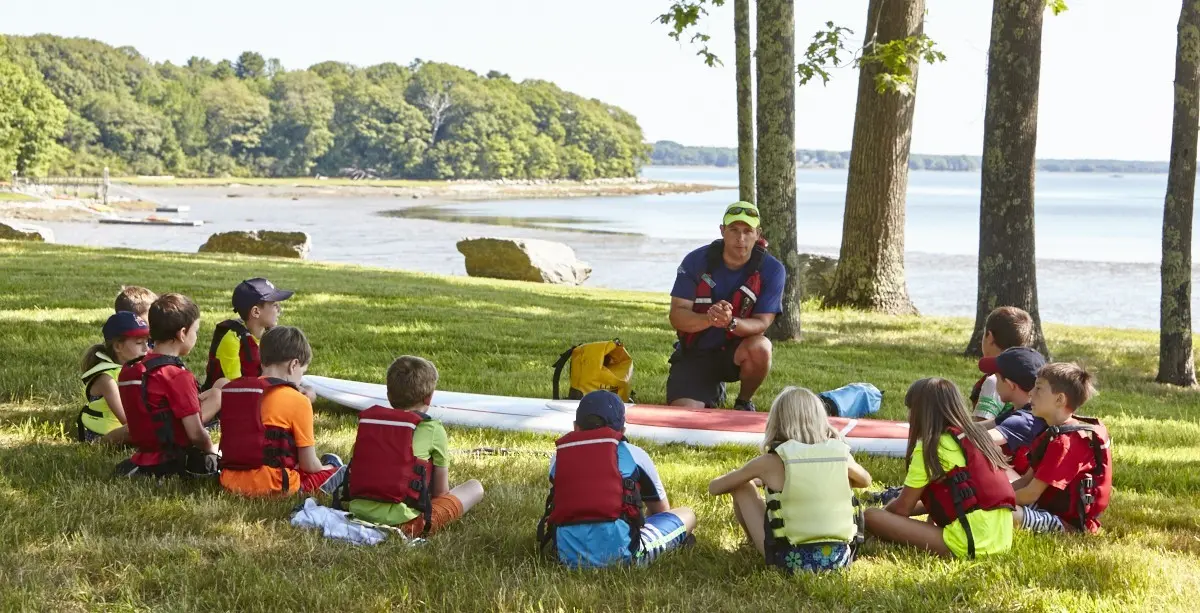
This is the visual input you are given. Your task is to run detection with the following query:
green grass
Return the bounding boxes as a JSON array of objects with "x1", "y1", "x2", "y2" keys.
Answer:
[
  {"x1": 0, "y1": 192, "x2": 39, "y2": 202},
  {"x1": 1, "y1": 241, "x2": 1198, "y2": 612},
  {"x1": 117, "y1": 176, "x2": 445, "y2": 188}
]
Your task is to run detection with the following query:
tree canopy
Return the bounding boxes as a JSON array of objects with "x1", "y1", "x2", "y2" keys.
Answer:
[{"x1": 0, "y1": 35, "x2": 650, "y2": 179}]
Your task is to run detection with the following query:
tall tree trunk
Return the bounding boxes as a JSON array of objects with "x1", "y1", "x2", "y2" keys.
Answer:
[
  {"x1": 823, "y1": 0, "x2": 922, "y2": 315},
  {"x1": 756, "y1": 0, "x2": 801, "y2": 341},
  {"x1": 1157, "y1": 0, "x2": 1200, "y2": 386},
  {"x1": 965, "y1": 0, "x2": 1050, "y2": 357},
  {"x1": 735, "y1": 0, "x2": 756, "y2": 202}
]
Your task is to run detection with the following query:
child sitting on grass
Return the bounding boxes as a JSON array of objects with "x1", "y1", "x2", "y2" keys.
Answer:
[
  {"x1": 982, "y1": 347, "x2": 1048, "y2": 476},
  {"x1": 202, "y1": 278, "x2": 296, "y2": 393},
  {"x1": 78, "y1": 312, "x2": 150, "y2": 445},
  {"x1": 971, "y1": 306, "x2": 1034, "y2": 420},
  {"x1": 218, "y1": 326, "x2": 345, "y2": 497},
  {"x1": 865, "y1": 378, "x2": 1014, "y2": 559},
  {"x1": 341, "y1": 356, "x2": 484, "y2": 538},
  {"x1": 114, "y1": 286, "x2": 157, "y2": 320},
  {"x1": 1012, "y1": 363, "x2": 1111, "y2": 534},
  {"x1": 537, "y1": 390, "x2": 697, "y2": 569},
  {"x1": 709, "y1": 386, "x2": 871, "y2": 573}
]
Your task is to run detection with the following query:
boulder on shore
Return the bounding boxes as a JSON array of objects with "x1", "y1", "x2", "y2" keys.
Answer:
[
  {"x1": 199, "y1": 230, "x2": 311, "y2": 259},
  {"x1": 798, "y1": 253, "x2": 838, "y2": 300},
  {"x1": 0, "y1": 221, "x2": 54, "y2": 243},
  {"x1": 456, "y1": 237, "x2": 591, "y2": 285}
]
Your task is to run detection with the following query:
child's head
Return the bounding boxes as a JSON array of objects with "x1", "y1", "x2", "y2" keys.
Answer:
[
  {"x1": 904, "y1": 377, "x2": 1009, "y2": 479},
  {"x1": 232, "y1": 278, "x2": 293, "y2": 328},
  {"x1": 574, "y1": 390, "x2": 626, "y2": 432},
  {"x1": 993, "y1": 347, "x2": 1046, "y2": 405},
  {"x1": 1030, "y1": 362, "x2": 1096, "y2": 421},
  {"x1": 982, "y1": 306, "x2": 1034, "y2": 357},
  {"x1": 386, "y1": 355, "x2": 438, "y2": 411},
  {"x1": 82, "y1": 311, "x2": 150, "y2": 372},
  {"x1": 114, "y1": 286, "x2": 157, "y2": 319},
  {"x1": 259, "y1": 326, "x2": 312, "y2": 383},
  {"x1": 763, "y1": 386, "x2": 839, "y2": 451},
  {"x1": 149, "y1": 293, "x2": 201, "y2": 354}
]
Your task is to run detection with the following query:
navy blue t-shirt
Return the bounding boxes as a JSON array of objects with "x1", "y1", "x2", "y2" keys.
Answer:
[
  {"x1": 995, "y1": 403, "x2": 1047, "y2": 450},
  {"x1": 670, "y1": 245, "x2": 786, "y2": 351}
]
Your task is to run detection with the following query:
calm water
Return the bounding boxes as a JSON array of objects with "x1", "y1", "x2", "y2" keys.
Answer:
[{"x1": 24, "y1": 167, "x2": 1192, "y2": 331}]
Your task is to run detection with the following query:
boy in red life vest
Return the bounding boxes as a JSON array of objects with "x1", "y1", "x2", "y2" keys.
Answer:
[
  {"x1": 981, "y1": 347, "x2": 1048, "y2": 477},
  {"x1": 202, "y1": 278, "x2": 314, "y2": 402},
  {"x1": 538, "y1": 390, "x2": 698, "y2": 568},
  {"x1": 219, "y1": 326, "x2": 346, "y2": 496},
  {"x1": 116, "y1": 294, "x2": 222, "y2": 478},
  {"x1": 1013, "y1": 363, "x2": 1111, "y2": 534},
  {"x1": 345, "y1": 356, "x2": 484, "y2": 537},
  {"x1": 971, "y1": 306, "x2": 1035, "y2": 420}
]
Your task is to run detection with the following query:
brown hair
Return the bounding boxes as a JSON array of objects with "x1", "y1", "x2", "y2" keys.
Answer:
[
  {"x1": 1037, "y1": 362, "x2": 1096, "y2": 410},
  {"x1": 905, "y1": 378, "x2": 1009, "y2": 481},
  {"x1": 386, "y1": 356, "x2": 439, "y2": 409},
  {"x1": 260, "y1": 326, "x2": 312, "y2": 367},
  {"x1": 148, "y1": 293, "x2": 200, "y2": 342},
  {"x1": 115, "y1": 286, "x2": 157, "y2": 315},
  {"x1": 985, "y1": 306, "x2": 1034, "y2": 350},
  {"x1": 80, "y1": 342, "x2": 117, "y2": 373}
]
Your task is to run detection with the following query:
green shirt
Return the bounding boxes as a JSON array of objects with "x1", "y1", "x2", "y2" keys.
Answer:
[
  {"x1": 905, "y1": 433, "x2": 1013, "y2": 558},
  {"x1": 347, "y1": 417, "x2": 449, "y2": 526}
]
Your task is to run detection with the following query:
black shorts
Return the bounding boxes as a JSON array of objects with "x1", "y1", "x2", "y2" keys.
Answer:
[
  {"x1": 114, "y1": 447, "x2": 219, "y2": 478},
  {"x1": 666, "y1": 344, "x2": 741, "y2": 408}
]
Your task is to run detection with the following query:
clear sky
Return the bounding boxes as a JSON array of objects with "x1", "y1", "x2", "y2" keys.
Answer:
[{"x1": 2, "y1": 0, "x2": 1179, "y2": 160}]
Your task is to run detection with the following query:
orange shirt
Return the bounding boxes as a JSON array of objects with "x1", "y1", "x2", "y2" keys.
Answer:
[{"x1": 219, "y1": 383, "x2": 315, "y2": 496}]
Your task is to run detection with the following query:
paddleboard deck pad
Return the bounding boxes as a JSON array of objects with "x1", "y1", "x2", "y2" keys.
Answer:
[{"x1": 305, "y1": 375, "x2": 908, "y2": 457}]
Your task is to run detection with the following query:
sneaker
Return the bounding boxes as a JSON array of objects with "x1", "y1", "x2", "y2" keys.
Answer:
[
  {"x1": 734, "y1": 398, "x2": 757, "y2": 412},
  {"x1": 865, "y1": 486, "x2": 903, "y2": 506},
  {"x1": 320, "y1": 453, "x2": 344, "y2": 468}
]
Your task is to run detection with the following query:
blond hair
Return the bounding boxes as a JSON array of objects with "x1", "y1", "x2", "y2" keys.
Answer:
[{"x1": 763, "y1": 386, "x2": 840, "y2": 452}]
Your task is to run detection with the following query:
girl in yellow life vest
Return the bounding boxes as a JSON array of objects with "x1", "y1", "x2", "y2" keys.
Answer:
[
  {"x1": 709, "y1": 387, "x2": 872, "y2": 572},
  {"x1": 78, "y1": 312, "x2": 150, "y2": 445}
]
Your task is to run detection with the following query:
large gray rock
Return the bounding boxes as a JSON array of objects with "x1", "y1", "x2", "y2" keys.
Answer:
[
  {"x1": 199, "y1": 230, "x2": 311, "y2": 259},
  {"x1": 0, "y1": 221, "x2": 53, "y2": 242},
  {"x1": 797, "y1": 253, "x2": 838, "y2": 300},
  {"x1": 457, "y1": 237, "x2": 591, "y2": 285}
]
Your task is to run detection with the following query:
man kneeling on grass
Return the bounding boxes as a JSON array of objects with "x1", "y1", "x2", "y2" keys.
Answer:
[{"x1": 218, "y1": 326, "x2": 346, "y2": 497}]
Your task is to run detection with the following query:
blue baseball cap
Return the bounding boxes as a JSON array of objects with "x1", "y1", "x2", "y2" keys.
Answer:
[
  {"x1": 103, "y1": 311, "x2": 150, "y2": 341},
  {"x1": 576, "y1": 390, "x2": 626, "y2": 430},
  {"x1": 995, "y1": 347, "x2": 1046, "y2": 392},
  {"x1": 232, "y1": 278, "x2": 294, "y2": 312}
]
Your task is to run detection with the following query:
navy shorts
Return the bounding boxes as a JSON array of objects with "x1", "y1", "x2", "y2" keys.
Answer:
[
  {"x1": 767, "y1": 541, "x2": 854, "y2": 573},
  {"x1": 666, "y1": 345, "x2": 741, "y2": 408}
]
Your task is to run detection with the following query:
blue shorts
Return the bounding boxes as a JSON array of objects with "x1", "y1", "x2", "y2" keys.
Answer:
[
  {"x1": 635, "y1": 511, "x2": 691, "y2": 566},
  {"x1": 767, "y1": 541, "x2": 853, "y2": 573}
]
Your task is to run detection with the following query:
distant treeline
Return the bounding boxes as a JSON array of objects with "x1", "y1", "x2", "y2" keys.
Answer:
[{"x1": 650, "y1": 141, "x2": 1170, "y2": 174}]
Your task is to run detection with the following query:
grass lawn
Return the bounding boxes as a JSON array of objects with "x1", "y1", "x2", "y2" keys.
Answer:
[
  {"x1": 1, "y1": 242, "x2": 1198, "y2": 612},
  {"x1": 0, "y1": 192, "x2": 39, "y2": 202}
]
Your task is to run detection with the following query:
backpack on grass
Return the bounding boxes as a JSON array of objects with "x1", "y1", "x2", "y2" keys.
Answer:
[{"x1": 551, "y1": 339, "x2": 634, "y2": 402}]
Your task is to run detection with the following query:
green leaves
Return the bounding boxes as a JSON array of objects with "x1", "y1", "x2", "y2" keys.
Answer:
[
  {"x1": 656, "y1": 1, "x2": 728, "y2": 67},
  {"x1": 1046, "y1": 0, "x2": 1069, "y2": 16},
  {"x1": 858, "y1": 34, "x2": 947, "y2": 95},
  {"x1": 797, "y1": 22, "x2": 856, "y2": 87}
]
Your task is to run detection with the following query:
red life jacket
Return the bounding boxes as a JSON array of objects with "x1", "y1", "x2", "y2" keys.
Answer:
[
  {"x1": 119, "y1": 355, "x2": 188, "y2": 460},
  {"x1": 537, "y1": 427, "x2": 644, "y2": 557},
  {"x1": 218, "y1": 377, "x2": 300, "y2": 488},
  {"x1": 678, "y1": 239, "x2": 766, "y2": 351},
  {"x1": 1027, "y1": 418, "x2": 1111, "y2": 533},
  {"x1": 339, "y1": 406, "x2": 433, "y2": 533},
  {"x1": 918, "y1": 427, "x2": 1016, "y2": 559},
  {"x1": 201, "y1": 320, "x2": 261, "y2": 391}
]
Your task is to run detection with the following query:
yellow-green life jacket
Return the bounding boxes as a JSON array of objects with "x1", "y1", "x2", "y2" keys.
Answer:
[
  {"x1": 765, "y1": 439, "x2": 857, "y2": 545},
  {"x1": 80, "y1": 352, "x2": 123, "y2": 435}
]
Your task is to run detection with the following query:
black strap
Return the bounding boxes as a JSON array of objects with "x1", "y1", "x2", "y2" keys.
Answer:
[
  {"x1": 951, "y1": 484, "x2": 976, "y2": 560},
  {"x1": 536, "y1": 488, "x2": 556, "y2": 554},
  {"x1": 81, "y1": 407, "x2": 105, "y2": 418},
  {"x1": 551, "y1": 346, "x2": 576, "y2": 400}
]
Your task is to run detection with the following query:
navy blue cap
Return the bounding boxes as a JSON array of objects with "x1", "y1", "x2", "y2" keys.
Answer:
[
  {"x1": 576, "y1": 390, "x2": 626, "y2": 430},
  {"x1": 232, "y1": 278, "x2": 294, "y2": 312},
  {"x1": 995, "y1": 347, "x2": 1046, "y2": 392},
  {"x1": 103, "y1": 311, "x2": 149, "y2": 341}
]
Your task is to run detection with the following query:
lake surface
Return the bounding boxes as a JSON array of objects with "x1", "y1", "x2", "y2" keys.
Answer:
[{"x1": 26, "y1": 166, "x2": 1192, "y2": 331}]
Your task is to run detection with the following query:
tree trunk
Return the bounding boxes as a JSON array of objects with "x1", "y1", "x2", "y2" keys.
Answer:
[
  {"x1": 965, "y1": 0, "x2": 1050, "y2": 357},
  {"x1": 823, "y1": 0, "x2": 922, "y2": 315},
  {"x1": 756, "y1": 0, "x2": 801, "y2": 341},
  {"x1": 1157, "y1": 0, "x2": 1200, "y2": 386},
  {"x1": 735, "y1": 0, "x2": 756, "y2": 203}
]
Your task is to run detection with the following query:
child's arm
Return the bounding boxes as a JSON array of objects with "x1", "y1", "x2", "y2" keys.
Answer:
[
  {"x1": 1013, "y1": 477, "x2": 1049, "y2": 506},
  {"x1": 431, "y1": 465, "x2": 450, "y2": 497},
  {"x1": 884, "y1": 486, "x2": 927, "y2": 517},
  {"x1": 708, "y1": 455, "x2": 768, "y2": 496},
  {"x1": 296, "y1": 446, "x2": 331, "y2": 473},
  {"x1": 181, "y1": 413, "x2": 217, "y2": 454},
  {"x1": 988, "y1": 429, "x2": 1008, "y2": 445},
  {"x1": 847, "y1": 457, "x2": 872, "y2": 488},
  {"x1": 91, "y1": 374, "x2": 127, "y2": 424},
  {"x1": 645, "y1": 499, "x2": 670, "y2": 516}
]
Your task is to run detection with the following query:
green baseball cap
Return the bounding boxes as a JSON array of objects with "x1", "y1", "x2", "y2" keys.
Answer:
[{"x1": 722, "y1": 201, "x2": 760, "y2": 229}]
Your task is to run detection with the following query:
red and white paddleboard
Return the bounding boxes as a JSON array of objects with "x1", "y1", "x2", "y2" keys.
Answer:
[{"x1": 305, "y1": 375, "x2": 909, "y2": 457}]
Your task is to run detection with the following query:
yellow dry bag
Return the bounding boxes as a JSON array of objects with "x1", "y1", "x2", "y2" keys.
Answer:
[{"x1": 551, "y1": 339, "x2": 634, "y2": 402}]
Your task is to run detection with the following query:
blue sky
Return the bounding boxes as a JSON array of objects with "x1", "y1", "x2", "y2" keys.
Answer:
[{"x1": 3, "y1": 0, "x2": 1179, "y2": 160}]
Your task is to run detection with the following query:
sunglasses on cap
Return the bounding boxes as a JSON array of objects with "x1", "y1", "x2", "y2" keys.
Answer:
[{"x1": 725, "y1": 206, "x2": 759, "y2": 217}]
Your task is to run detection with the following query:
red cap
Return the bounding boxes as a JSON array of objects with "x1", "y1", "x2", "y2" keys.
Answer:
[{"x1": 978, "y1": 356, "x2": 999, "y2": 375}]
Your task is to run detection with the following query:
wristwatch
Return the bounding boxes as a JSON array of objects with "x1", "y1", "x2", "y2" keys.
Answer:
[{"x1": 727, "y1": 317, "x2": 739, "y2": 332}]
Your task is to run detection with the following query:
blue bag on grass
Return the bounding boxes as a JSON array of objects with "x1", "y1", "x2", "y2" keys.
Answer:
[{"x1": 819, "y1": 383, "x2": 883, "y2": 418}]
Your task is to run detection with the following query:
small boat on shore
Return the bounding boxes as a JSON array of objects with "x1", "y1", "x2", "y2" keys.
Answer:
[{"x1": 99, "y1": 216, "x2": 203, "y2": 226}]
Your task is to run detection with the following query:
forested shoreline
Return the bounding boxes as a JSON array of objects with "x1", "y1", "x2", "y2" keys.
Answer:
[{"x1": 0, "y1": 35, "x2": 649, "y2": 180}]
